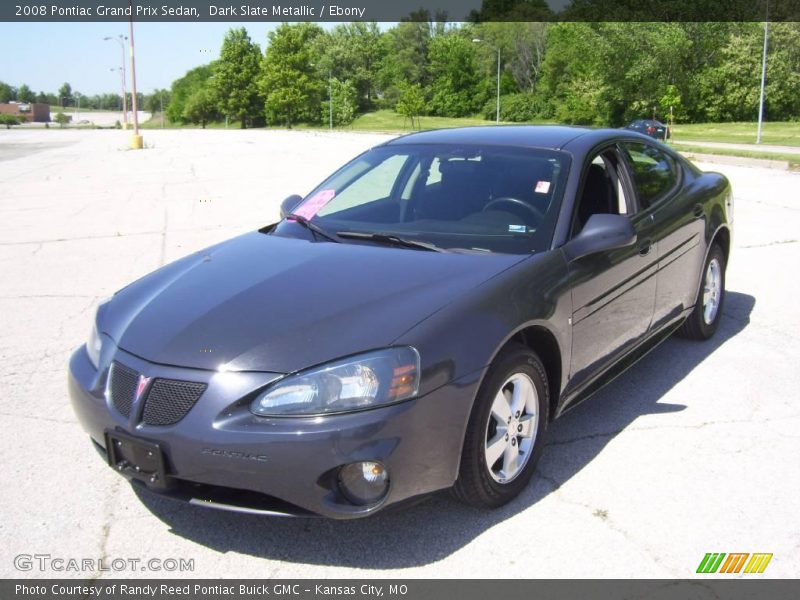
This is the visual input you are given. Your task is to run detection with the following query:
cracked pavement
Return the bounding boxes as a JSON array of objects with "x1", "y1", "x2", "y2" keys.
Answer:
[{"x1": 0, "y1": 128, "x2": 798, "y2": 578}]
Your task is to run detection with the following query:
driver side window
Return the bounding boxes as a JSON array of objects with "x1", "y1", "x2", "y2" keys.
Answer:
[{"x1": 572, "y1": 151, "x2": 631, "y2": 236}]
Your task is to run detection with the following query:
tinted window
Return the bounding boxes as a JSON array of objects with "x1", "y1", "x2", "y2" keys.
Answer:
[
  {"x1": 273, "y1": 144, "x2": 569, "y2": 255},
  {"x1": 621, "y1": 142, "x2": 678, "y2": 208}
]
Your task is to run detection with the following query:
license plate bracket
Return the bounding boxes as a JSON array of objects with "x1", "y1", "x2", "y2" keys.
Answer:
[{"x1": 104, "y1": 429, "x2": 168, "y2": 490}]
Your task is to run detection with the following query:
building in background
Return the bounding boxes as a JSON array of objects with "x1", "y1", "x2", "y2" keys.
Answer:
[{"x1": 0, "y1": 102, "x2": 51, "y2": 122}]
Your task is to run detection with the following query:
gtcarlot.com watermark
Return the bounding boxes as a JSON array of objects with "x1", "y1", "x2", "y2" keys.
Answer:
[{"x1": 14, "y1": 553, "x2": 194, "y2": 573}]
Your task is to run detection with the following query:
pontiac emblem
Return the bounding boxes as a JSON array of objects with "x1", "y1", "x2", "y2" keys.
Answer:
[{"x1": 134, "y1": 374, "x2": 152, "y2": 403}]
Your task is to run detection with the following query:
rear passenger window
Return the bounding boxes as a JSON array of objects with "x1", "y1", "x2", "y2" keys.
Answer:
[{"x1": 620, "y1": 142, "x2": 678, "y2": 208}]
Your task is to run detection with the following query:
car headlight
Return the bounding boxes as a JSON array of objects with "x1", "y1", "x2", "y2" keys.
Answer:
[
  {"x1": 86, "y1": 298, "x2": 111, "y2": 369},
  {"x1": 250, "y1": 347, "x2": 421, "y2": 416}
]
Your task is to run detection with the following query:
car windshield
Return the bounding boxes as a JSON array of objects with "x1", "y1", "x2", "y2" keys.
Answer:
[{"x1": 272, "y1": 143, "x2": 569, "y2": 254}]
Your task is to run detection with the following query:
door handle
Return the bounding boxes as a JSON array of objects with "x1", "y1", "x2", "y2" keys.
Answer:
[
  {"x1": 693, "y1": 204, "x2": 704, "y2": 218},
  {"x1": 638, "y1": 240, "x2": 652, "y2": 256}
]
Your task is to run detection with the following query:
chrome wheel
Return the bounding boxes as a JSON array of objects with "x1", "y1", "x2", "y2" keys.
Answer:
[
  {"x1": 702, "y1": 258, "x2": 722, "y2": 325},
  {"x1": 484, "y1": 372, "x2": 539, "y2": 484}
]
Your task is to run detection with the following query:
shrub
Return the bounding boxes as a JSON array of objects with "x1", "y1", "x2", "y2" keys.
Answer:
[
  {"x1": 0, "y1": 114, "x2": 20, "y2": 129},
  {"x1": 54, "y1": 112, "x2": 71, "y2": 128},
  {"x1": 483, "y1": 92, "x2": 544, "y2": 122},
  {"x1": 396, "y1": 83, "x2": 425, "y2": 128}
]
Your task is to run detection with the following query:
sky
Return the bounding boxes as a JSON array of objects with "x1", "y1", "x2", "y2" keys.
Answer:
[{"x1": 0, "y1": 22, "x2": 303, "y2": 95}]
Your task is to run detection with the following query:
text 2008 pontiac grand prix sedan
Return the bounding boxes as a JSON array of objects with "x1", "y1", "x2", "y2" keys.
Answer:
[{"x1": 69, "y1": 126, "x2": 732, "y2": 518}]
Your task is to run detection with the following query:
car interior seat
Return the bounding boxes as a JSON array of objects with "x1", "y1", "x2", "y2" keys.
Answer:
[
  {"x1": 576, "y1": 163, "x2": 616, "y2": 232},
  {"x1": 417, "y1": 160, "x2": 490, "y2": 221}
]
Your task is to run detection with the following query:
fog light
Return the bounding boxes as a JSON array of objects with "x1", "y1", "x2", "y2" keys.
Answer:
[{"x1": 338, "y1": 461, "x2": 389, "y2": 506}]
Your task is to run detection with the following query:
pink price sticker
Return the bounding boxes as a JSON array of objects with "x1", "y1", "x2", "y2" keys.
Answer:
[
  {"x1": 535, "y1": 181, "x2": 551, "y2": 194},
  {"x1": 291, "y1": 189, "x2": 336, "y2": 220}
]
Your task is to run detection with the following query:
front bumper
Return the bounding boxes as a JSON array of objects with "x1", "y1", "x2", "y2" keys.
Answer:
[{"x1": 68, "y1": 346, "x2": 482, "y2": 519}]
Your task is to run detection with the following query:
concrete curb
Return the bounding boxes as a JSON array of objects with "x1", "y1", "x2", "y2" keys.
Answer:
[{"x1": 680, "y1": 151, "x2": 791, "y2": 171}]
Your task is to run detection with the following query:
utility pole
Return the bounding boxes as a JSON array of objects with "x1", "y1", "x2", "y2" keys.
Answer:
[
  {"x1": 756, "y1": 0, "x2": 769, "y2": 144},
  {"x1": 128, "y1": 0, "x2": 142, "y2": 148}
]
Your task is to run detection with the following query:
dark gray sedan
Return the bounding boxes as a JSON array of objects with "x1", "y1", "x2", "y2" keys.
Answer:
[
  {"x1": 69, "y1": 126, "x2": 733, "y2": 518},
  {"x1": 625, "y1": 119, "x2": 671, "y2": 141}
]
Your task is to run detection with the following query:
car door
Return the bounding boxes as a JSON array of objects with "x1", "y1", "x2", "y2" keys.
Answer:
[
  {"x1": 618, "y1": 141, "x2": 705, "y2": 330},
  {"x1": 566, "y1": 147, "x2": 659, "y2": 392}
]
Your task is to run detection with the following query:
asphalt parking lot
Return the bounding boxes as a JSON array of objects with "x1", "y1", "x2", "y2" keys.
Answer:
[{"x1": 0, "y1": 128, "x2": 798, "y2": 578}]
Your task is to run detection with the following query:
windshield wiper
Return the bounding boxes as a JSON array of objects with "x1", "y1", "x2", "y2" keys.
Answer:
[
  {"x1": 336, "y1": 231, "x2": 445, "y2": 252},
  {"x1": 285, "y1": 213, "x2": 340, "y2": 243}
]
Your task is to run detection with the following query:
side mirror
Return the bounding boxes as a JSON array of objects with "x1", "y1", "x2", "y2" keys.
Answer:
[
  {"x1": 279, "y1": 194, "x2": 303, "y2": 219},
  {"x1": 563, "y1": 214, "x2": 637, "y2": 261}
]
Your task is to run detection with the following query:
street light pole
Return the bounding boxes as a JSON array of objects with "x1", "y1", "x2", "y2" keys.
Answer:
[
  {"x1": 128, "y1": 0, "x2": 142, "y2": 148},
  {"x1": 329, "y1": 69, "x2": 333, "y2": 130},
  {"x1": 473, "y1": 38, "x2": 500, "y2": 124},
  {"x1": 495, "y1": 47, "x2": 500, "y2": 124},
  {"x1": 104, "y1": 35, "x2": 128, "y2": 129},
  {"x1": 110, "y1": 68, "x2": 125, "y2": 123},
  {"x1": 756, "y1": 0, "x2": 769, "y2": 145}
]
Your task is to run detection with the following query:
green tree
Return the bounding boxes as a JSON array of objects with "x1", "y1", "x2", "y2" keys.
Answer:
[
  {"x1": 473, "y1": 22, "x2": 549, "y2": 96},
  {"x1": 761, "y1": 23, "x2": 800, "y2": 121},
  {"x1": 538, "y1": 24, "x2": 608, "y2": 124},
  {"x1": 183, "y1": 85, "x2": 218, "y2": 128},
  {"x1": 58, "y1": 82, "x2": 73, "y2": 107},
  {"x1": 54, "y1": 112, "x2": 71, "y2": 128},
  {"x1": 0, "y1": 114, "x2": 20, "y2": 129},
  {"x1": 260, "y1": 23, "x2": 325, "y2": 127},
  {"x1": 213, "y1": 27, "x2": 263, "y2": 128},
  {"x1": 17, "y1": 84, "x2": 35, "y2": 103},
  {"x1": 315, "y1": 22, "x2": 385, "y2": 110},
  {"x1": 660, "y1": 84, "x2": 682, "y2": 123},
  {"x1": 327, "y1": 78, "x2": 358, "y2": 126},
  {"x1": 167, "y1": 64, "x2": 214, "y2": 124},
  {"x1": 427, "y1": 31, "x2": 482, "y2": 117},
  {"x1": 377, "y1": 13, "x2": 445, "y2": 106},
  {"x1": 145, "y1": 89, "x2": 171, "y2": 115},
  {"x1": 396, "y1": 82, "x2": 426, "y2": 128},
  {"x1": 0, "y1": 81, "x2": 13, "y2": 103},
  {"x1": 695, "y1": 24, "x2": 764, "y2": 122}
]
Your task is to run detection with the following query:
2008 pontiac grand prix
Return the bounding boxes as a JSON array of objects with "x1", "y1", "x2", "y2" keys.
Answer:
[{"x1": 69, "y1": 126, "x2": 732, "y2": 518}]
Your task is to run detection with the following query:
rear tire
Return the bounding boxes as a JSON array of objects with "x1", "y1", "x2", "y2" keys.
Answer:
[
  {"x1": 452, "y1": 344, "x2": 549, "y2": 509},
  {"x1": 679, "y1": 244, "x2": 726, "y2": 340}
]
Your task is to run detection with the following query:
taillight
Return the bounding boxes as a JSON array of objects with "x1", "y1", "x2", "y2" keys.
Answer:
[{"x1": 647, "y1": 126, "x2": 655, "y2": 133}]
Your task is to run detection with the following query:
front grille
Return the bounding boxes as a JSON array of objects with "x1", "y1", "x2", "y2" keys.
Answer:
[
  {"x1": 108, "y1": 361, "x2": 206, "y2": 426},
  {"x1": 142, "y1": 379, "x2": 207, "y2": 426},
  {"x1": 109, "y1": 361, "x2": 138, "y2": 417}
]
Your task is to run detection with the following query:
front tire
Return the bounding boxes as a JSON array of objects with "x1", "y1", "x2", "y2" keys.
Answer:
[
  {"x1": 679, "y1": 244, "x2": 726, "y2": 340},
  {"x1": 452, "y1": 344, "x2": 549, "y2": 508}
]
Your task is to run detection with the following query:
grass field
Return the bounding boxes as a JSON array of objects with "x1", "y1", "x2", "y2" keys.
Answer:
[
  {"x1": 139, "y1": 109, "x2": 799, "y2": 157},
  {"x1": 672, "y1": 122, "x2": 800, "y2": 146},
  {"x1": 345, "y1": 110, "x2": 499, "y2": 132},
  {"x1": 345, "y1": 113, "x2": 799, "y2": 144}
]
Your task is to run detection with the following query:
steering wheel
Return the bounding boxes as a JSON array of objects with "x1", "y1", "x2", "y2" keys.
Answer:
[{"x1": 482, "y1": 197, "x2": 545, "y2": 224}]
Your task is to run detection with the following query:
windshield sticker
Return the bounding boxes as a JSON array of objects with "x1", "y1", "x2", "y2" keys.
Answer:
[
  {"x1": 292, "y1": 189, "x2": 336, "y2": 220},
  {"x1": 535, "y1": 181, "x2": 551, "y2": 194},
  {"x1": 508, "y1": 224, "x2": 527, "y2": 233}
]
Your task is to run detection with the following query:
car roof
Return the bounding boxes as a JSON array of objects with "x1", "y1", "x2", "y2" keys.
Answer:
[{"x1": 383, "y1": 125, "x2": 597, "y2": 151}]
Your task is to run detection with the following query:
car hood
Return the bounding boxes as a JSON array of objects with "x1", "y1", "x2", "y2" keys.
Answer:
[{"x1": 103, "y1": 231, "x2": 526, "y2": 373}]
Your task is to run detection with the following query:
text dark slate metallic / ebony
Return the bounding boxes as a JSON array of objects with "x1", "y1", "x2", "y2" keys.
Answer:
[{"x1": 68, "y1": 125, "x2": 733, "y2": 518}]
